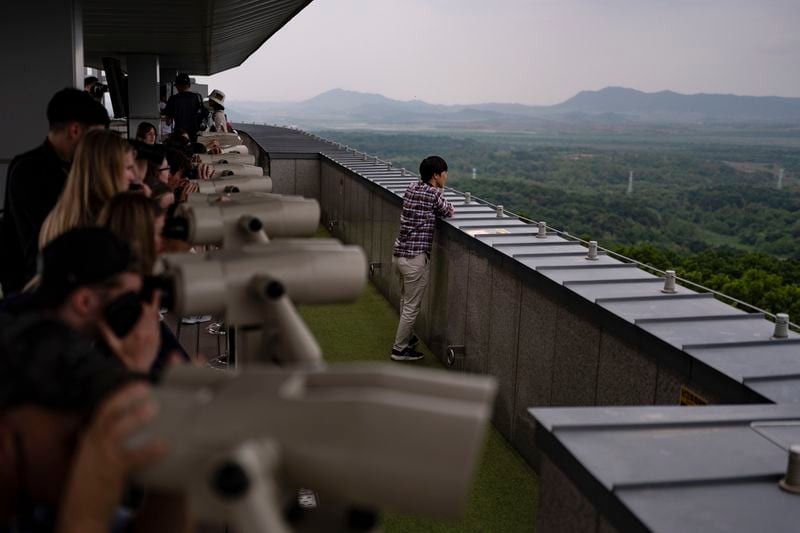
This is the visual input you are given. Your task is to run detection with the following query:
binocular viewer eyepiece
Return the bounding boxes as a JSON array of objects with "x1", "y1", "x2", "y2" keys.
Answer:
[{"x1": 162, "y1": 193, "x2": 320, "y2": 247}]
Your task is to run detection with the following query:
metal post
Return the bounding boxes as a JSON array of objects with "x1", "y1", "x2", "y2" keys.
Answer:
[
  {"x1": 537, "y1": 221, "x2": 547, "y2": 239},
  {"x1": 773, "y1": 313, "x2": 790, "y2": 339},
  {"x1": 662, "y1": 270, "x2": 678, "y2": 294},
  {"x1": 586, "y1": 241, "x2": 599, "y2": 260},
  {"x1": 779, "y1": 444, "x2": 800, "y2": 494}
]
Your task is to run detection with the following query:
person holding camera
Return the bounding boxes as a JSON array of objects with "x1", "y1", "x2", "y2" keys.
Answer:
[
  {"x1": 4, "y1": 227, "x2": 162, "y2": 374},
  {"x1": 84, "y1": 75, "x2": 108, "y2": 103},
  {"x1": 389, "y1": 156, "x2": 454, "y2": 361},
  {"x1": 0, "y1": 89, "x2": 108, "y2": 295},
  {"x1": 0, "y1": 312, "x2": 188, "y2": 533}
]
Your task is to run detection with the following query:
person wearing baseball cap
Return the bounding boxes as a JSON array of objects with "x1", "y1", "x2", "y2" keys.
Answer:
[{"x1": 4, "y1": 227, "x2": 161, "y2": 374}]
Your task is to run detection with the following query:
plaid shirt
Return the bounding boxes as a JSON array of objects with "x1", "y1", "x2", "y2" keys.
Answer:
[{"x1": 393, "y1": 181, "x2": 454, "y2": 257}]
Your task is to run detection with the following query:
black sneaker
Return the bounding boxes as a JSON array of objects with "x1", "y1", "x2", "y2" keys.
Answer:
[
  {"x1": 408, "y1": 334, "x2": 420, "y2": 350},
  {"x1": 390, "y1": 348, "x2": 424, "y2": 362}
]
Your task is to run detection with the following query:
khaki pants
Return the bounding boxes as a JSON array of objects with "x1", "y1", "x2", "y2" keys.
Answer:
[{"x1": 392, "y1": 253, "x2": 430, "y2": 352}]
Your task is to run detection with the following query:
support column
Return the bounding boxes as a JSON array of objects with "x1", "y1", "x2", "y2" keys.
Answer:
[
  {"x1": 0, "y1": 0, "x2": 84, "y2": 204},
  {"x1": 126, "y1": 55, "x2": 161, "y2": 141}
]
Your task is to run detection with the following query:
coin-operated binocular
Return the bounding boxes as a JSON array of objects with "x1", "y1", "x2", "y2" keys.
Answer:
[
  {"x1": 197, "y1": 153, "x2": 255, "y2": 165},
  {"x1": 197, "y1": 131, "x2": 249, "y2": 154},
  {"x1": 213, "y1": 163, "x2": 265, "y2": 177},
  {"x1": 163, "y1": 193, "x2": 320, "y2": 248},
  {"x1": 159, "y1": 240, "x2": 367, "y2": 365},
  {"x1": 194, "y1": 176, "x2": 273, "y2": 195},
  {"x1": 133, "y1": 363, "x2": 497, "y2": 533}
]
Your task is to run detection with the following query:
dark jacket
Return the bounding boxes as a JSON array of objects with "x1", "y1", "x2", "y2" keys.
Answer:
[
  {"x1": 163, "y1": 91, "x2": 204, "y2": 139},
  {"x1": 0, "y1": 140, "x2": 70, "y2": 294}
]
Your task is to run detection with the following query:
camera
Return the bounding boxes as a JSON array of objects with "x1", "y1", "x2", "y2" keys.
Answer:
[
  {"x1": 89, "y1": 82, "x2": 108, "y2": 99},
  {"x1": 102, "y1": 275, "x2": 174, "y2": 337}
]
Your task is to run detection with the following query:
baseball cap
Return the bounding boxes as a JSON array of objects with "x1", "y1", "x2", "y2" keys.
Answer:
[{"x1": 36, "y1": 227, "x2": 135, "y2": 306}]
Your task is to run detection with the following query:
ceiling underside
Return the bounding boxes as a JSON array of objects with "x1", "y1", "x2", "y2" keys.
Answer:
[{"x1": 83, "y1": 0, "x2": 313, "y2": 75}]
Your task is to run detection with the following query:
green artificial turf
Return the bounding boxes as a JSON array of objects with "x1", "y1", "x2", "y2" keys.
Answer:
[{"x1": 299, "y1": 273, "x2": 539, "y2": 532}]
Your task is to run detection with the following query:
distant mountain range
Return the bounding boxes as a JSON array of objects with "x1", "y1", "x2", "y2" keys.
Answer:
[{"x1": 227, "y1": 87, "x2": 800, "y2": 131}]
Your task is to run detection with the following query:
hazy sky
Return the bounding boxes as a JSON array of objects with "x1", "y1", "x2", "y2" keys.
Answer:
[{"x1": 195, "y1": 0, "x2": 800, "y2": 105}]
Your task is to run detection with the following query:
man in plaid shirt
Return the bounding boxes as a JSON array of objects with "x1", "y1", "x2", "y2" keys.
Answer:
[{"x1": 390, "y1": 156, "x2": 455, "y2": 361}]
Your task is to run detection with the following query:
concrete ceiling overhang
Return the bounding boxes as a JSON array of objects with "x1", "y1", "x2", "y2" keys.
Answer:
[{"x1": 83, "y1": 0, "x2": 313, "y2": 75}]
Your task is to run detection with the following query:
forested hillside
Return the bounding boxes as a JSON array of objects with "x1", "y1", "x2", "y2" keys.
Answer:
[{"x1": 320, "y1": 129, "x2": 800, "y2": 322}]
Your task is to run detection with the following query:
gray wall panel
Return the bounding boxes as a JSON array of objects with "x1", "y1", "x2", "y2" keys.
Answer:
[
  {"x1": 596, "y1": 334, "x2": 657, "y2": 405},
  {"x1": 355, "y1": 178, "x2": 366, "y2": 251},
  {"x1": 465, "y1": 251, "x2": 493, "y2": 374},
  {"x1": 550, "y1": 309, "x2": 602, "y2": 406},
  {"x1": 487, "y1": 266, "x2": 522, "y2": 438},
  {"x1": 361, "y1": 189, "x2": 373, "y2": 260},
  {"x1": 537, "y1": 457, "x2": 600, "y2": 533},
  {"x1": 443, "y1": 237, "x2": 469, "y2": 358},
  {"x1": 269, "y1": 159, "x2": 296, "y2": 195},
  {"x1": 383, "y1": 203, "x2": 402, "y2": 308},
  {"x1": 427, "y1": 237, "x2": 450, "y2": 360},
  {"x1": 319, "y1": 163, "x2": 331, "y2": 226},
  {"x1": 512, "y1": 285, "x2": 559, "y2": 464},
  {"x1": 295, "y1": 159, "x2": 320, "y2": 200},
  {"x1": 655, "y1": 365, "x2": 724, "y2": 406},
  {"x1": 370, "y1": 193, "x2": 381, "y2": 265}
]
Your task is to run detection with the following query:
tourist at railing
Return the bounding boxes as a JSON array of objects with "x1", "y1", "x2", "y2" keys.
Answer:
[
  {"x1": 0, "y1": 89, "x2": 109, "y2": 295},
  {"x1": 38, "y1": 130, "x2": 137, "y2": 250},
  {"x1": 205, "y1": 89, "x2": 230, "y2": 133},
  {"x1": 128, "y1": 141, "x2": 167, "y2": 184},
  {"x1": 390, "y1": 156, "x2": 455, "y2": 361},
  {"x1": 164, "y1": 148, "x2": 200, "y2": 201}
]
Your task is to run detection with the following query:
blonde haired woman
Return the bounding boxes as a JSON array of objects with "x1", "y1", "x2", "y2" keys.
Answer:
[
  {"x1": 39, "y1": 130, "x2": 137, "y2": 248},
  {"x1": 98, "y1": 192, "x2": 162, "y2": 275}
]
